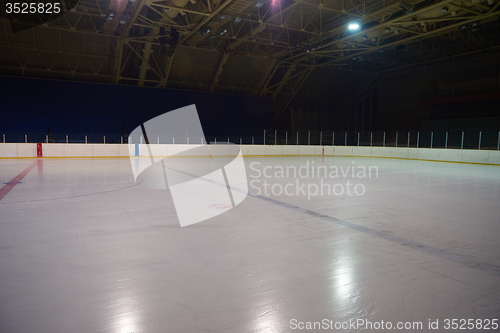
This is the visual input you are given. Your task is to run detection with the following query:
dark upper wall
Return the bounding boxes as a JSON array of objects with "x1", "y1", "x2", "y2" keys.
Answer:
[
  {"x1": 281, "y1": 55, "x2": 500, "y2": 132},
  {"x1": 375, "y1": 54, "x2": 500, "y2": 131},
  {"x1": 0, "y1": 76, "x2": 272, "y2": 141},
  {"x1": 378, "y1": 73, "x2": 420, "y2": 131}
]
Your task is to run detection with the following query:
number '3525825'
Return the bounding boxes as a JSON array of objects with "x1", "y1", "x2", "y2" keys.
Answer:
[{"x1": 4, "y1": 2, "x2": 61, "y2": 14}]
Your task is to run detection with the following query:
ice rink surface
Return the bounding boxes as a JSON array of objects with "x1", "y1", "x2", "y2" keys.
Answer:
[{"x1": 0, "y1": 156, "x2": 499, "y2": 333}]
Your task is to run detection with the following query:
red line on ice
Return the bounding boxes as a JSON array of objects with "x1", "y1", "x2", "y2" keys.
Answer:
[{"x1": 0, "y1": 160, "x2": 39, "y2": 201}]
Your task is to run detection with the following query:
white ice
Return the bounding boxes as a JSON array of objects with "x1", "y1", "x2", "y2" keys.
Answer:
[{"x1": 0, "y1": 156, "x2": 499, "y2": 333}]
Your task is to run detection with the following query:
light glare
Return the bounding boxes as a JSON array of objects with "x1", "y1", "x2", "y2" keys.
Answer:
[{"x1": 348, "y1": 23, "x2": 360, "y2": 30}]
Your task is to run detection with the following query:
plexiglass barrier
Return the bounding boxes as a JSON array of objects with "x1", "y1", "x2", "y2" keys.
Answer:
[{"x1": 2, "y1": 129, "x2": 500, "y2": 150}]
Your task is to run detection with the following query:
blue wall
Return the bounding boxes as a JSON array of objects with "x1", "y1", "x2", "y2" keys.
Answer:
[{"x1": 0, "y1": 76, "x2": 272, "y2": 142}]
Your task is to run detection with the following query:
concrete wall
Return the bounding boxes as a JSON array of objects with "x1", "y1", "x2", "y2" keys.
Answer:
[{"x1": 1, "y1": 143, "x2": 499, "y2": 165}]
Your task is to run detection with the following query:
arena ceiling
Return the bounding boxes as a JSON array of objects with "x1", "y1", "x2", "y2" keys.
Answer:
[{"x1": 1, "y1": 0, "x2": 500, "y2": 121}]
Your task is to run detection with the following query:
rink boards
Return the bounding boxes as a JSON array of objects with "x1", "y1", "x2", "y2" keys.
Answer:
[{"x1": 0, "y1": 143, "x2": 500, "y2": 165}]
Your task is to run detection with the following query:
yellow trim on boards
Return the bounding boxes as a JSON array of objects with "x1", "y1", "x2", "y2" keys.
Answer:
[
  {"x1": 0, "y1": 156, "x2": 129, "y2": 159},
  {"x1": 0, "y1": 154, "x2": 499, "y2": 166},
  {"x1": 332, "y1": 154, "x2": 500, "y2": 166}
]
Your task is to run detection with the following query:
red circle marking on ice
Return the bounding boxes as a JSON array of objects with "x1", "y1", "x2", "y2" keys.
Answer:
[{"x1": 209, "y1": 204, "x2": 232, "y2": 209}]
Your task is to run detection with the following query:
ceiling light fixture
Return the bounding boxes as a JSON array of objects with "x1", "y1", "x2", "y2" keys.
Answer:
[
  {"x1": 200, "y1": 28, "x2": 211, "y2": 35},
  {"x1": 348, "y1": 23, "x2": 360, "y2": 30},
  {"x1": 400, "y1": 2, "x2": 414, "y2": 14}
]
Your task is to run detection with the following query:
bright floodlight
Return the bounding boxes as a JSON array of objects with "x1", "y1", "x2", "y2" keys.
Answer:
[{"x1": 348, "y1": 23, "x2": 360, "y2": 30}]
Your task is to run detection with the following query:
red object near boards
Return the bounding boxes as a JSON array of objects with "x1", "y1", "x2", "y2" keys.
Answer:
[{"x1": 37, "y1": 143, "x2": 43, "y2": 157}]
